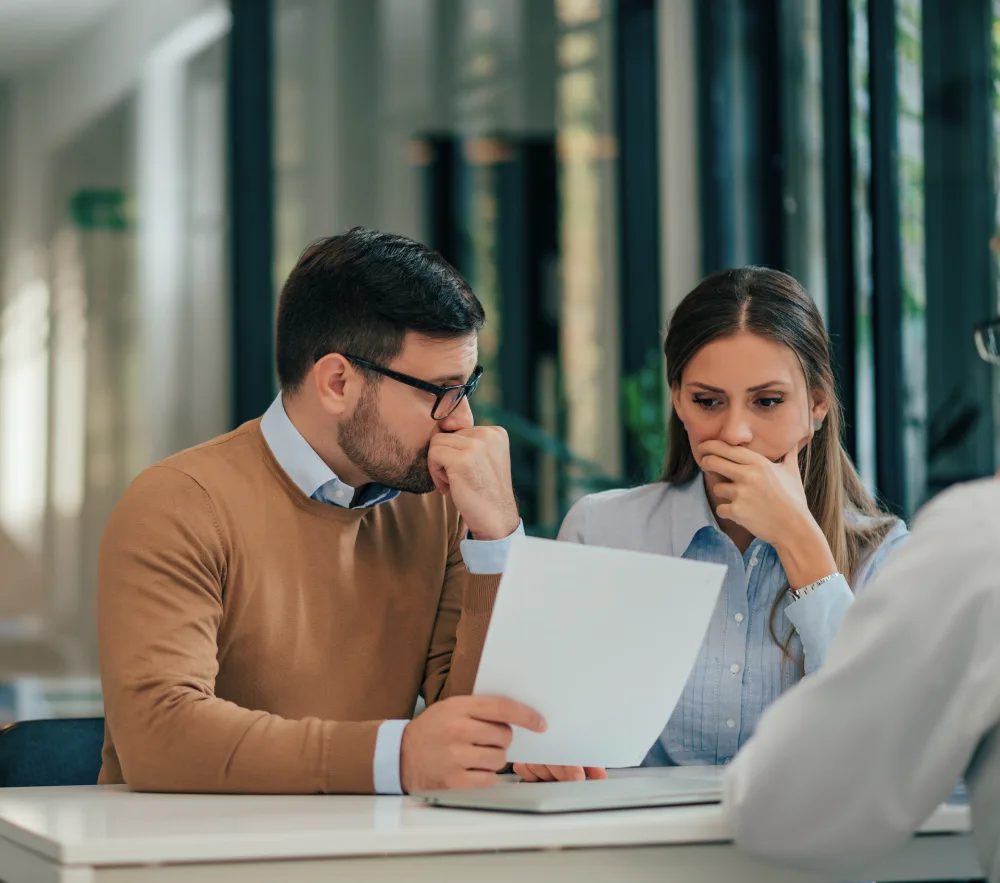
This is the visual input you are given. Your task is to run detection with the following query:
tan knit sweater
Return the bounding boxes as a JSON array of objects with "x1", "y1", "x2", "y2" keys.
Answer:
[{"x1": 96, "y1": 419, "x2": 499, "y2": 793}]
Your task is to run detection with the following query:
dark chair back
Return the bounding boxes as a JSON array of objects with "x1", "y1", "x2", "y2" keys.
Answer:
[{"x1": 0, "y1": 718, "x2": 104, "y2": 787}]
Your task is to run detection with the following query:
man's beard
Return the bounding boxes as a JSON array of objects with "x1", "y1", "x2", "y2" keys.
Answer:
[{"x1": 338, "y1": 389, "x2": 435, "y2": 494}]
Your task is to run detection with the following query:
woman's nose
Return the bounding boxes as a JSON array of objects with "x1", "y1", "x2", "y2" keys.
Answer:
[{"x1": 719, "y1": 408, "x2": 753, "y2": 446}]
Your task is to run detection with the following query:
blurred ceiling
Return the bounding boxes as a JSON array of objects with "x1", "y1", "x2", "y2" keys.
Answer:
[{"x1": 0, "y1": 0, "x2": 118, "y2": 77}]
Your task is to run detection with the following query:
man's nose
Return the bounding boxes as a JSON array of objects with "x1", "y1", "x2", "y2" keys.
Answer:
[{"x1": 437, "y1": 395, "x2": 475, "y2": 432}]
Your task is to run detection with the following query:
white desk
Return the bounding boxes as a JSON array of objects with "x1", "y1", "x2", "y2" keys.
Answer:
[{"x1": 0, "y1": 786, "x2": 982, "y2": 883}]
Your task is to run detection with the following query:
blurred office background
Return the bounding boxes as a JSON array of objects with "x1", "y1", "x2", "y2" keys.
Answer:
[{"x1": 0, "y1": 0, "x2": 997, "y2": 716}]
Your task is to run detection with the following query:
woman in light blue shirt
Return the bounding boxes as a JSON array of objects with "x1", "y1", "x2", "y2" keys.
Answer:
[{"x1": 515, "y1": 266, "x2": 907, "y2": 782}]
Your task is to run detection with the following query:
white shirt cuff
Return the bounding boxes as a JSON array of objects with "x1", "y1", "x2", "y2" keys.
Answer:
[
  {"x1": 373, "y1": 719, "x2": 408, "y2": 794},
  {"x1": 459, "y1": 520, "x2": 525, "y2": 574}
]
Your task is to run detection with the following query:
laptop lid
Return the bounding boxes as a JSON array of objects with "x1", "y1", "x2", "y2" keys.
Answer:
[{"x1": 413, "y1": 767, "x2": 723, "y2": 815}]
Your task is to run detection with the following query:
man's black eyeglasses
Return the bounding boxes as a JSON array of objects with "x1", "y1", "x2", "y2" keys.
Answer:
[
  {"x1": 344, "y1": 356, "x2": 484, "y2": 419},
  {"x1": 975, "y1": 318, "x2": 1000, "y2": 366}
]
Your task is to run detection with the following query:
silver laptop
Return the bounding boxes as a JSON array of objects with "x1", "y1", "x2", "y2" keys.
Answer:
[{"x1": 412, "y1": 766, "x2": 723, "y2": 814}]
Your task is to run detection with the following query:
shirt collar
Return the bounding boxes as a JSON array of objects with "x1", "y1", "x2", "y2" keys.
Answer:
[
  {"x1": 260, "y1": 394, "x2": 399, "y2": 508},
  {"x1": 670, "y1": 472, "x2": 721, "y2": 554}
]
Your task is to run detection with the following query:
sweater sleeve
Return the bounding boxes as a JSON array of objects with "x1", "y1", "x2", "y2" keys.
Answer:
[
  {"x1": 98, "y1": 466, "x2": 381, "y2": 794},
  {"x1": 421, "y1": 510, "x2": 501, "y2": 703}
]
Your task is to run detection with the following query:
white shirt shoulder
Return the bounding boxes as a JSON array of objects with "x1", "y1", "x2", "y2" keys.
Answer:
[{"x1": 557, "y1": 481, "x2": 706, "y2": 556}]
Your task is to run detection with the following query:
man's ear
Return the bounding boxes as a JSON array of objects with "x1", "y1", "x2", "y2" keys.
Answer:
[{"x1": 312, "y1": 353, "x2": 357, "y2": 418}]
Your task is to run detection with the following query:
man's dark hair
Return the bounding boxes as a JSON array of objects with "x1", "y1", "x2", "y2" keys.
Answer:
[{"x1": 276, "y1": 227, "x2": 485, "y2": 391}]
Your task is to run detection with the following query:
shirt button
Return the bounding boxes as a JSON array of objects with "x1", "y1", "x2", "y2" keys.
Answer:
[
  {"x1": 730, "y1": 663, "x2": 741, "y2": 674},
  {"x1": 335, "y1": 490, "x2": 347, "y2": 500},
  {"x1": 726, "y1": 719, "x2": 737, "y2": 729},
  {"x1": 734, "y1": 613, "x2": 744, "y2": 624}
]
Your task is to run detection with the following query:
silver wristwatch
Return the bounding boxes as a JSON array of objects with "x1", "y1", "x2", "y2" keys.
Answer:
[{"x1": 789, "y1": 572, "x2": 841, "y2": 601}]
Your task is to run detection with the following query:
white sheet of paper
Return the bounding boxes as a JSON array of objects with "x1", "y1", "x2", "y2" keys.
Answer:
[{"x1": 473, "y1": 535, "x2": 727, "y2": 768}]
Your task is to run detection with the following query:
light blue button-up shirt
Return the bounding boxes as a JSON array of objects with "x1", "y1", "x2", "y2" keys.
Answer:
[
  {"x1": 558, "y1": 474, "x2": 909, "y2": 767},
  {"x1": 260, "y1": 394, "x2": 523, "y2": 793}
]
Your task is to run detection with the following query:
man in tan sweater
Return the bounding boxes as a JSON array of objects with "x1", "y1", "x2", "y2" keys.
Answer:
[{"x1": 97, "y1": 227, "x2": 543, "y2": 795}]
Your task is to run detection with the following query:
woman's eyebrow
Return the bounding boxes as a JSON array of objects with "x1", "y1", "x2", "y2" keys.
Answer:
[{"x1": 687, "y1": 380, "x2": 791, "y2": 393}]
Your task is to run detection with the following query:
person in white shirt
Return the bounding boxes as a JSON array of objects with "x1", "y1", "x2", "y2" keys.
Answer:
[{"x1": 723, "y1": 317, "x2": 1000, "y2": 883}]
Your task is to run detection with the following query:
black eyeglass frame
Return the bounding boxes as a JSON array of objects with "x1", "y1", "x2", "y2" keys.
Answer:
[
  {"x1": 974, "y1": 318, "x2": 1000, "y2": 365},
  {"x1": 343, "y1": 355, "x2": 484, "y2": 419}
]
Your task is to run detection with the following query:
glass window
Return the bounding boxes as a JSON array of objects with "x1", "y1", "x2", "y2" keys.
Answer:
[
  {"x1": 850, "y1": 0, "x2": 997, "y2": 514},
  {"x1": 273, "y1": 0, "x2": 623, "y2": 533},
  {"x1": 850, "y1": 0, "x2": 878, "y2": 496},
  {"x1": 779, "y1": 0, "x2": 827, "y2": 315},
  {"x1": 699, "y1": 0, "x2": 999, "y2": 515},
  {"x1": 895, "y1": 0, "x2": 927, "y2": 516}
]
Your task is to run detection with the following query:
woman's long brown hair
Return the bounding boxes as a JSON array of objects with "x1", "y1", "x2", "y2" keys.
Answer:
[{"x1": 661, "y1": 267, "x2": 896, "y2": 655}]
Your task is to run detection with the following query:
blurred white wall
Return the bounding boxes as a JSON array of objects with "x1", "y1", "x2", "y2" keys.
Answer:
[{"x1": 0, "y1": 0, "x2": 230, "y2": 679}]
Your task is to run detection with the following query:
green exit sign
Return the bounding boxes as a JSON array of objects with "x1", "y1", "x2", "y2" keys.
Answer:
[{"x1": 69, "y1": 189, "x2": 132, "y2": 231}]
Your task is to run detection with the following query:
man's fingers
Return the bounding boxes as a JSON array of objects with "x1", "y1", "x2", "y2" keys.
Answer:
[
  {"x1": 429, "y1": 433, "x2": 475, "y2": 452},
  {"x1": 460, "y1": 718, "x2": 514, "y2": 750},
  {"x1": 426, "y1": 445, "x2": 454, "y2": 492},
  {"x1": 461, "y1": 745, "x2": 508, "y2": 773},
  {"x1": 426, "y1": 439, "x2": 466, "y2": 493},
  {"x1": 514, "y1": 763, "x2": 608, "y2": 782},
  {"x1": 426, "y1": 443, "x2": 459, "y2": 467},
  {"x1": 466, "y1": 696, "x2": 547, "y2": 732},
  {"x1": 512, "y1": 763, "x2": 539, "y2": 782},
  {"x1": 525, "y1": 765, "x2": 603, "y2": 782},
  {"x1": 429, "y1": 461, "x2": 450, "y2": 494},
  {"x1": 430, "y1": 426, "x2": 506, "y2": 450}
]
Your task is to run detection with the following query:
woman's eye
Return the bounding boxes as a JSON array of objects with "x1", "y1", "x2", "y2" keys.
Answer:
[
  {"x1": 693, "y1": 397, "x2": 722, "y2": 409},
  {"x1": 756, "y1": 397, "x2": 784, "y2": 409}
]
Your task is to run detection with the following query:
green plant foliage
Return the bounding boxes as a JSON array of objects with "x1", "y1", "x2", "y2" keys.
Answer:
[{"x1": 621, "y1": 347, "x2": 667, "y2": 483}]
